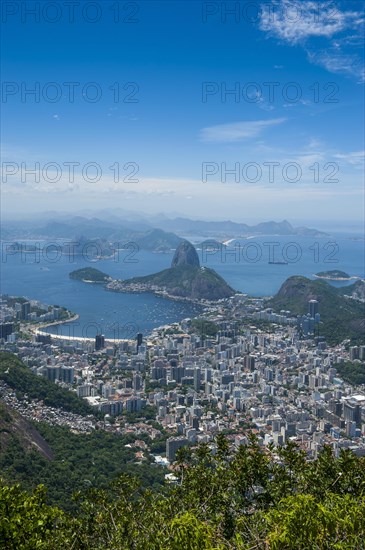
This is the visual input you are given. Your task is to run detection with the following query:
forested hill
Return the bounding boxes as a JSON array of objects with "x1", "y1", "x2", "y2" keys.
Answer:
[
  {"x1": 0, "y1": 353, "x2": 95, "y2": 417},
  {"x1": 120, "y1": 240, "x2": 236, "y2": 300},
  {"x1": 0, "y1": 353, "x2": 166, "y2": 512},
  {"x1": 69, "y1": 267, "x2": 111, "y2": 283},
  {"x1": 268, "y1": 276, "x2": 365, "y2": 345},
  {"x1": 0, "y1": 401, "x2": 53, "y2": 460}
]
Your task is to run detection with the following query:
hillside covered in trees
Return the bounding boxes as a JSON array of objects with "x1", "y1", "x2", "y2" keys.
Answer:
[
  {"x1": 1, "y1": 435, "x2": 365, "y2": 549},
  {"x1": 268, "y1": 276, "x2": 365, "y2": 345},
  {"x1": 0, "y1": 353, "x2": 96, "y2": 417}
]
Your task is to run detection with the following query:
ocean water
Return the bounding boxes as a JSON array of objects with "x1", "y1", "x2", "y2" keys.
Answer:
[
  {"x1": 199, "y1": 234, "x2": 364, "y2": 296},
  {"x1": 1, "y1": 233, "x2": 363, "y2": 338}
]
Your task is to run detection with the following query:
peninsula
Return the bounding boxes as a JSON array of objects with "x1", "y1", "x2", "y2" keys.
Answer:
[{"x1": 107, "y1": 241, "x2": 236, "y2": 301}]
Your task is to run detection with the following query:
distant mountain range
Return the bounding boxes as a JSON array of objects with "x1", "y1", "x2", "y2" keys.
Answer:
[
  {"x1": 153, "y1": 218, "x2": 328, "y2": 238},
  {"x1": 1, "y1": 216, "x2": 328, "y2": 252}
]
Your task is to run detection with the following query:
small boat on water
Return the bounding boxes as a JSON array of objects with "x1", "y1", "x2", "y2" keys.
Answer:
[{"x1": 268, "y1": 261, "x2": 288, "y2": 265}]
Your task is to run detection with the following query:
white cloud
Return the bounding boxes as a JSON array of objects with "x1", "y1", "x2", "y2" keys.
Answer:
[
  {"x1": 307, "y1": 49, "x2": 365, "y2": 82},
  {"x1": 307, "y1": 138, "x2": 323, "y2": 150},
  {"x1": 260, "y1": 1, "x2": 362, "y2": 44},
  {"x1": 200, "y1": 118, "x2": 286, "y2": 143},
  {"x1": 259, "y1": 0, "x2": 365, "y2": 80}
]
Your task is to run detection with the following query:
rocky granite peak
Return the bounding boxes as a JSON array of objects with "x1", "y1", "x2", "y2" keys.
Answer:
[{"x1": 171, "y1": 240, "x2": 200, "y2": 268}]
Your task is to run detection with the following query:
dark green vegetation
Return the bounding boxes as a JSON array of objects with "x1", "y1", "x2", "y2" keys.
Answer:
[
  {"x1": 315, "y1": 270, "x2": 351, "y2": 279},
  {"x1": 0, "y1": 353, "x2": 165, "y2": 511},
  {"x1": 69, "y1": 267, "x2": 111, "y2": 283},
  {"x1": 336, "y1": 361, "x2": 365, "y2": 386},
  {"x1": 269, "y1": 276, "x2": 365, "y2": 345},
  {"x1": 0, "y1": 420, "x2": 164, "y2": 513},
  {"x1": 122, "y1": 404, "x2": 158, "y2": 423},
  {"x1": 127, "y1": 265, "x2": 236, "y2": 300},
  {"x1": 0, "y1": 401, "x2": 53, "y2": 460},
  {"x1": 1, "y1": 436, "x2": 365, "y2": 548},
  {"x1": 190, "y1": 318, "x2": 219, "y2": 337},
  {"x1": 0, "y1": 353, "x2": 95, "y2": 417}
]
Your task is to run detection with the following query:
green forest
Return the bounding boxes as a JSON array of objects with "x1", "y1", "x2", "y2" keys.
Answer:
[
  {"x1": 1, "y1": 435, "x2": 365, "y2": 549},
  {"x1": 336, "y1": 361, "x2": 365, "y2": 385},
  {"x1": 0, "y1": 419, "x2": 165, "y2": 513}
]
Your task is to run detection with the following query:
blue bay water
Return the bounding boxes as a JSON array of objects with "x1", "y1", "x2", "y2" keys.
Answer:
[{"x1": 1, "y1": 234, "x2": 363, "y2": 338}]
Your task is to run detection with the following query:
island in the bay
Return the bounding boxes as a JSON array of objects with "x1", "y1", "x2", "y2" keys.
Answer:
[
  {"x1": 314, "y1": 270, "x2": 358, "y2": 281},
  {"x1": 69, "y1": 267, "x2": 112, "y2": 284},
  {"x1": 70, "y1": 241, "x2": 236, "y2": 301}
]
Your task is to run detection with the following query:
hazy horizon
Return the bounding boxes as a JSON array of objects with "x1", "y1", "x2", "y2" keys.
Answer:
[
  {"x1": 1, "y1": 208, "x2": 363, "y2": 236},
  {"x1": 1, "y1": 1, "x2": 364, "y2": 227}
]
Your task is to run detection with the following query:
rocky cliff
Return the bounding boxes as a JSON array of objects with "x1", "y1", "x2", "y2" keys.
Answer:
[{"x1": 171, "y1": 241, "x2": 200, "y2": 268}]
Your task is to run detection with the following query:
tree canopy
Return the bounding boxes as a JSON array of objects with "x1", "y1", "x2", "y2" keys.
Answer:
[{"x1": 1, "y1": 435, "x2": 365, "y2": 549}]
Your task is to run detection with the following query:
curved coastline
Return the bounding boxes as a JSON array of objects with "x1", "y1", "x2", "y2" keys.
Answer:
[
  {"x1": 105, "y1": 285, "x2": 215, "y2": 306},
  {"x1": 32, "y1": 314, "x2": 133, "y2": 344}
]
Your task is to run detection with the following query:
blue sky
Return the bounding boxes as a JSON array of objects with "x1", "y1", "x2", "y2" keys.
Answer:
[{"x1": 1, "y1": 0, "x2": 364, "y2": 225}]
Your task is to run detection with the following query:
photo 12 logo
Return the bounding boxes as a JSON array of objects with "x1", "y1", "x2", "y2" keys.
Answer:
[
  {"x1": 1, "y1": 81, "x2": 140, "y2": 103},
  {"x1": 200, "y1": 240, "x2": 340, "y2": 264},
  {"x1": 201, "y1": 81, "x2": 339, "y2": 105},
  {"x1": 1, "y1": 161, "x2": 140, "y2": 184},
  {"x1": 1, "y1": 241, "x2": 140, "y2": 264},
  {"x1": 202, "y1": 161, "x2": 339, "y2": 184},
  {"x1": 1, "y1": 1, "x2": 140, "y2": 24},
  {"x1": 201, "y1": 1, "x2": 339, "y2": 24}
]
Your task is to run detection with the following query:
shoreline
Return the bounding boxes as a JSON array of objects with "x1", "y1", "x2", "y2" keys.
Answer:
[
  {"x1": 29, "y1": 288, "x2": 215, "y2": 345},
  {"x1": 32, "y1": 314, "x2": 132, "y2": 344},
  {"x1": 105, "y1": 285, "x2": 229, "y2": 306},
  {"x1": 313, "y1": 275, "x2": 360, "y2": 281}
]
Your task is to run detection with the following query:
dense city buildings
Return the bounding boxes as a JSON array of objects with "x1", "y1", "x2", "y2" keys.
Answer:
[{"x1": 1, "y1": 292, "x2": 365, "y2": 464}]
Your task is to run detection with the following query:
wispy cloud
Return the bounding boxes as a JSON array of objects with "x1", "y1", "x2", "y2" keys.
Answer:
[
  {"x1": 260, "y1": 1, "x2": 357, "y2": 43},
  {"x1": 307, "y1": 49, "x2": 365, "y2": 82},
  {"x1": 259, "y1": 0, "x2": 365, "y2": 81},
  {"x1": 333, "y1": 150, "x2": 365, "y2": 167},
  {"x1": 200, "y1": 118, "x2": 286, "y2": 143}
]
